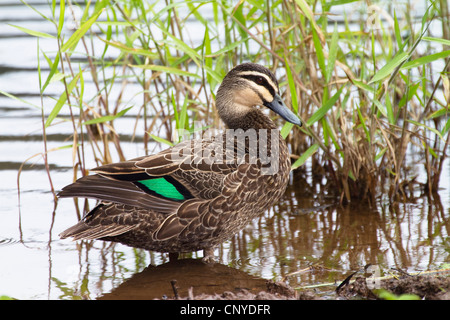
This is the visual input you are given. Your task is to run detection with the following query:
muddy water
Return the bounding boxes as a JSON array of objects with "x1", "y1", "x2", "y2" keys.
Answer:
[{"x1": 1, "y1": 2, "x2": 449, "y2": 300}]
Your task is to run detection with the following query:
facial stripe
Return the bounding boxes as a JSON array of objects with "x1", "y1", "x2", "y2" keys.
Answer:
[
  {"x1": 236, "y1": 71, "x2": 278, "y2": 90},
  {"x1": 241, "y1": 79, "x2": 273, "y2": 103},
  {"x1": 236, "y1": 71, "x2": 278, "y2": 96}
]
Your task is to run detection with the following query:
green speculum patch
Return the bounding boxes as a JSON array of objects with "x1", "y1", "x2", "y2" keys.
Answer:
[{"x1": 135, "y1": 177, "x2": 191, "y2": 201}]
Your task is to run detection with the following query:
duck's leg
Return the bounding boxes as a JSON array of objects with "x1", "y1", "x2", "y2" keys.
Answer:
[
  {"x1": 169, "y1": 252, "x2": 179, "y2": 262},
  {"x1": 202, "y1": 247, "x2": 217, "y2": 264}
]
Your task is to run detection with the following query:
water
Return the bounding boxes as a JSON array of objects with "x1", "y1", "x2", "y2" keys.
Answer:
[{"x1": 1, "y1": 1, "x2": 449, "y2": 300}]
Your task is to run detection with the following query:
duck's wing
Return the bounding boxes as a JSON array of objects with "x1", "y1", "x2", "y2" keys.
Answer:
[
  {"x1": 58, "y1": 137, "x2": 240, "y2": 214},
  {"x1": 58, "y1": 136, "x2": 253, "y2": 242},
  {"x1": 59, "y1": 203, "x2": 139, "y2": 240}
]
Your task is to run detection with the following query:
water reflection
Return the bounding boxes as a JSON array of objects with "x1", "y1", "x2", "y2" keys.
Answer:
[
  {"x1": 50, "y1": 174, "x2": 449, "y2": 299},
  {"x1": 266, "y1": 178, "x2": 450, "y2": 290},
  {"x1": 98, "y1": 259, "x2": 270, "y2": 300}
]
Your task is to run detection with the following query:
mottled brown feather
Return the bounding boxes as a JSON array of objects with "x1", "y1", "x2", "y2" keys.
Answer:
[{"x1": 59, "y1": 63, "x2": 299, "y2": 257}]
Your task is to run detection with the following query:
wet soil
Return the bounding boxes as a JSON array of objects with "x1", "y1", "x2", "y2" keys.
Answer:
[
  {"x1": 181, "y1": 275, "x2": 450, "y2": 300},
  {"x1": 97, "y1": 258, "x2": 450, "y2": 300},
  {"x1": 336, "y1": 275, "x2": 450, "y2": 300},
  {"x1": 166, "y1": 275, "x2": 450, "y2": 300}
]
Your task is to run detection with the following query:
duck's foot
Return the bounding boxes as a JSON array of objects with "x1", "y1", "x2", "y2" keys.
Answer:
[
  {"x1": 202, "y1": 248, "x2": 217, "y2": 264},
  {"x1": 169, "y1": 252, "x2": 179, "y2": 262}
]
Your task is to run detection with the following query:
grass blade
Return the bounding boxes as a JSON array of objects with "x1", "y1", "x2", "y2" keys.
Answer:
[
  {"x1": 281, "y1": 59, "x2": 299, "y2": 139},
  {"x1": 352, "y1": 79, "x2": 375, "y2": 93},
  {"x1": 285, "y1": 59, "x2": 298, "y2": 112},
  {"x1": 294, "y1": 0, "x2": 322, "y2": 40},
  {"x1": 442, "y1": 117, "x2": 450, "y2": 136},
  {"x1": 281, "y1": 122, "x2": 294, "y2": 139},
  {"x1": 307, "y1": 86, "x2": 344, "y2": 126},
  {"x1": 82, "y1": 106, "x2": 133, "y2": 125},
  {"x1": 401, "y1": 50, "x2": 450, "y2": 70},
  {"x1": 291, "y1": 143, "x2": 319, "y2": 170},
  {"x1": 8, "y1": 24, "x2": 55, "y2": 38},
  {"x1": 57, "y1": 0, "x2": 65, "y2": 37},
  {"x1": 61, "y1": 8, "x2": 104, "y2": 52},
  {"x1": 150, "y1": 134, "x2": 174, "y2": 147},
  {"x1": 356, "y1": 104, "x2": 370, "y2": 143},
  {"x1": 41, "y1": 51, "x2": 61, "y2": 93},
  {"x1": 385, "y1": 91, "x2": 395, "y2": 125},
  {"x1": 98, "y1": 38, "x2": 159, "y2": 59},
  {"x1": 312, "y1": 28, "x2": 326, "y2": 78},
  {"x1": 0, "y1": 90, "x2": 39, "y2": 108},
  {"x1": 130, "y1": 64, "x2": 201, "y2": 79},
  {"x1": 325, "y1": 23, "x2": 339, "y2": 83},
  {"x1": 408, "y1": 120, "x2": 444, "y2": 141},
  {"x1": 422, "y1": 36, "x2": 450, "y2": 47},
  {"x1": 158, "y1": 27, "x2": 201, "y2": 65},
  {"x1": 45, "y1": 73, "x2": 80, "y2": 128},
  {"x1": 393, "y1": 10, "x2": 402, "y2": 50},
  {"x1": 369, "y1": 51, "x2": 409, "y2": 84},
  {"x1": 206, "y1": 37, "x2": 249, "y2": 57}
]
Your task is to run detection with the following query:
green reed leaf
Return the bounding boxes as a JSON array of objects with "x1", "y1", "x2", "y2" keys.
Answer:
[
  {"x1": 442, "y1": 117, "x2": 450, "y2": 136},
  {"x1": 369, "y1": 51, "x2": 409, "y2": 84},
  {"x1": 41, "y1": 51, "x2": 61, "y2": 93},
  {"x1": 385, "y1": 90, "x2": 395, "y2": 125},
  {"x1": 82, "y1": 106, "x2": 133, "y2": 125},
  {"x1": 356, "y1": 104, "x2": 370, "y2": 143},
  {"x1": 372, "y1": 97, "x2": 388, "y2": 119},
  {"x1": 408, "y1": 120, "x2": 444, "y2": 141},
  {"x1": 291, "y1": 143, "x2": 319, "y2": 170},
  {"x1": 150, "y1": 134, "x2": 174, "y2": 147},
  {"x1": 281, "y1": 122, "x2": 294, "y2": 139},
  {"x1": 203, "y1": 66, "x2": 223, "y2": 84},
  {"x1": 325, "y1": 23, "x2": 339, "y2": 83},
  {"x1": 130, "y1": 64, "x2": 201, "y2": 79},
  {"x1": 57, "y1": 0, "x2": 65, "y2": 37},
  {"x1": 393, "y1": 11, "x2": 402, "y2": 50},
  {"x1": 159, "y1": 27, "x2": 201, "y2": 64},
  {"x1": 294, "y1": 0, "x2": 322, "y2": 37},
  {"x1": 45, "y1": 73, "x2": 80, "y2": 128},
  {"x1": 327, "y1": 0, "x2": 360, "y2": 5},
  {"x1": 98, "y1": 38, "x2": 158, "y2": 59},
  {"x1": 422, "y1": 36, "x2": 450, "y2": 47},
  {"x1": 203, "y1": 25, "x2": 214, "y2": 87},
  {"x1": 205, "y1": 37, "x2": 249, "y2": 57},
  {"x1": 0, "y1": 90, "x2": 39, "y2": 109},
  {"x1": 352, "y1": 79, "x2": 374, "y2": 93},
  {"x1": 8, "y1": 24, "x2": 55, "y2": 38},
  {"x1": 285, "y1": 59, "x2": 298, "y2": 112},
  {"x1": 61, "y1": 8, "x2": 104, "y2": 53},
  {"x1": 428, "y1": 107, "x2": 450, "y2": 120},
  {"x1": 307, "y1": 86, "x2": 344, "y2": 126},
  {"x1": 312, "y1": 28, "x2": 326, "y2": 78},
  {"x1": 401, "y1": 50, "x2": 450, "y2": 70}
]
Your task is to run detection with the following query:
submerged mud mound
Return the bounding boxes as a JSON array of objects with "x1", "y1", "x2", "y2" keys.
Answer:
[
  {"x1": 187, "y1": 274, "x2": 450, "y2": 300},
  {"x1": 182, "y1": 280, "x2": 300, "y2": 300},
  {"x1": 336, "y1": 275, "x2": 450, "y2": 300},
  {"x1": 382, "y1": 275, "x2": 450, "y2": 300}
]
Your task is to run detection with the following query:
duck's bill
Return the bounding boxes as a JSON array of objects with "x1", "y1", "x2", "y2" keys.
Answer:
[{"x1": 264, "y1": 94, "x2": 302, "y2": 126}]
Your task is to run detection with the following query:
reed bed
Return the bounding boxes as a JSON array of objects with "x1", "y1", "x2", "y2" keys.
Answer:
[{"x1": 6, "y1": 0, "x2": 450, "y2": 204}]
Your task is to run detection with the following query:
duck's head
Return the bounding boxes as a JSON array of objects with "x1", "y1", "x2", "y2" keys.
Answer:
[{"x1": 216, "y1": 63, "x2": 302, "y2": 128}]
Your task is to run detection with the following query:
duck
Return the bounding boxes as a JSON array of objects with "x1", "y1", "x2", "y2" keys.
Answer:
[{"x1": 58, "y1": 63, "x2": 302, "y2": 263}]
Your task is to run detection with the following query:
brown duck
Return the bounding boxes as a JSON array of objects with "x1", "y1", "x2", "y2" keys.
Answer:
[{"x1": 59, "y1": 63, "x2": 302, "y2": 262}]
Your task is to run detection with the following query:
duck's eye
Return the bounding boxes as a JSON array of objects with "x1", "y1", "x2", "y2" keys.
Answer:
[{"x1": 256, "y1": 77, "x2": 264, "y2": 85}]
